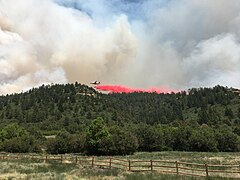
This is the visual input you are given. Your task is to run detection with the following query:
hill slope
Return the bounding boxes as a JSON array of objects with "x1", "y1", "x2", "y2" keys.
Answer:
[{"x1": 0, "y1": 83, "x2": 239, "y2": 154}]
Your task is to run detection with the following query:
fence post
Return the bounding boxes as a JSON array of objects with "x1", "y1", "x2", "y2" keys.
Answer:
[
  {"x1": 108, "y1": 158, "x2": 112, "y2": 169},
  {"x1": 61, "y1": 155, "x2": 63, "y2": 164},
  {"x1": 45, "y1": 155, "x2": 48, "y2": 163},
  {"x1": 92, "y1": 156, "x2": 95, "y2": 168},
  {"x1": 128, "y1": 160, "x2": 131, "y2": 171},
  {"x1": 205, "y1": 163, "x2": 209, "y2": 177},
  {"x1": 176, "y1": 161, "x2": 179, "y2": 175},
  {"x1": 75, "y1": 156, "x2": 78, "y2": 164},
  {"x1": 150, "y1": 160, "x2": 153, "y2": 171}
]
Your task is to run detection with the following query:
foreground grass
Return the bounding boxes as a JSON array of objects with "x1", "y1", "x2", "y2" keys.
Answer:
[
  {"x1": 127, "y1": 151, "x2": 240, "y2": 165},
  {"x1": 0, "y1": 151, "x2": 239, "y2": 179},
  {"x1": 124, "y1": 172, "x2": 237, "y2": 180},
  {"x1": 0, "y1": 160, "x2": 78, "y2": 179},
  {"x1": 0, "y1": 161, "x2": 234, "y2": 180}
]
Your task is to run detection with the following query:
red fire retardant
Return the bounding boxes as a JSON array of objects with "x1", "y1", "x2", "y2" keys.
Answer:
[{"x1": 95, "y1": 85, "x2": 175, "y2": 94}]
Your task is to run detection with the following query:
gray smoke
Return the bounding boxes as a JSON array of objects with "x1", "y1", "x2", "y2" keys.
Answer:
[{"x1": 0, "y1": 0, "x2": 240, "y2": 94}]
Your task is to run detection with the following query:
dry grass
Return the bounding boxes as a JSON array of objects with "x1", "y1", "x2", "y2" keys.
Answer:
[{"x1": 0, "y1": 152, "x2": 239, "y2": 179}]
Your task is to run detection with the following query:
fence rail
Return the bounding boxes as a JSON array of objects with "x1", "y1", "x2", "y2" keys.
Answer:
[{"x1": 0, "y1": 153, "x2": 239, "y2": 179}]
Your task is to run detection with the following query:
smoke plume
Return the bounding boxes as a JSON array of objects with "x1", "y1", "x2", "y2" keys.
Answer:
[{"x1": 0, "y1": 0, "x2": 240, "y2": 94}]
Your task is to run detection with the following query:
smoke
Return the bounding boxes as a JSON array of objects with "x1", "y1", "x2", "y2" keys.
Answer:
[
  {"x1": 183, "y1": 34, "x2": 240, "y2": 87},
  {"x1": 0, "y1": 0, "x2": 240, "y2": 94}
]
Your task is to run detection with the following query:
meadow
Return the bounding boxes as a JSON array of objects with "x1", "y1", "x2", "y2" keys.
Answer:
[{"x1": 0, "y1": 151, "x2": 239, "y2": 179}]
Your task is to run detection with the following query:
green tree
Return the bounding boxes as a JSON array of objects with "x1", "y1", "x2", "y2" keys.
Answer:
[
  {"x1": 215, "y1": 126, "x2": 240, "y2": 152},
  {"x1": 225, "y1": 107, "x2": 234, "y2": 119},
  {"x1": 189, "y1": 126, "x2": 218, "y2": 152},
  {"x1": 46, "y1": 131, "x2": 71, "y2": 154},
  {"x1": 0, "y1": 123, "x2": 27, "y2": 140},
  {"x1": 109, "y1": 126, "x2": 138, "y2": 155},
  {"x1": 46, "y1": 131, "x2": 85, "y2": 154},
  {"x1": 135, "y1": 124, "x2": 165, "y2": 152},
  {"x1": 172, "y1": 126, "x2": 192, "y2": 151},
  {"x1": 2, "y1": 135, "x2": 41, "y2": 153},
  {"x1": 198, "y1": 108, "x2": 209, "y2": 125},
  {"x1": 85, "y1": 117, "x2": 112, "y2": 155},
  {"x1": 237, "y1": 107, "x2": 240, "y2": 119}
]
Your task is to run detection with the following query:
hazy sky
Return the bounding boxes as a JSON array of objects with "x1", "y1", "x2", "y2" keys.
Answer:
[{"x1": 0, "y1": 0, "x2": 240, "y2": 94}]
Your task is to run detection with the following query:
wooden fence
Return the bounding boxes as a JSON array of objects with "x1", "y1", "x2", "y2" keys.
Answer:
[{"x1": 0, "y1": 153, "x2": 239, "y2": 179}]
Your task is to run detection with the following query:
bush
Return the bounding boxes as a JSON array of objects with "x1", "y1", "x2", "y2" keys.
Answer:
[
  {"x1": 2, "y1": 135, "x2": 41, "y2": 153},
  {"x1": 46, "y1": 131, "x2": 85, "y2": 154}
]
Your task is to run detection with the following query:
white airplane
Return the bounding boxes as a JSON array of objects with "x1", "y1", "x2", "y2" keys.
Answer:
[{"x1": 90, "y1": 81, "x2": 100, "y2": 85}]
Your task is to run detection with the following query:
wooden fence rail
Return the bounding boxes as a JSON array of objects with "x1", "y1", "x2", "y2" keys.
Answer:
[{"x1": 0, "y1": 153, "x2": 239, "y2": 179}]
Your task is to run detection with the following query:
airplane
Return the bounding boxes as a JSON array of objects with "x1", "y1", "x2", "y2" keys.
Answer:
[{"x1": 90, "y1": 81, "x2": 100, "y2": 85}]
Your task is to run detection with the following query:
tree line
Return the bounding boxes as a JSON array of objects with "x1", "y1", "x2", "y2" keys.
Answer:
[{"x1": 0, "y1": 83, "x2": 239, "y2": 155}]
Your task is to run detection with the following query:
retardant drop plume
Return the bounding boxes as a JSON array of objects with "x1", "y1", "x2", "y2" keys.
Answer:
[{"x1": 95, "y1": 85, "x2": 174, "y2": 94}]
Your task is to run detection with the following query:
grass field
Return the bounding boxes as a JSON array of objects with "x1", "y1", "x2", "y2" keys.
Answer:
[
  {"x1": 128, "y1": 151, "x2": 240, "y2": 164},
  {"x1": 0, "y1": 151, "x2": 239, "y2": 179}
]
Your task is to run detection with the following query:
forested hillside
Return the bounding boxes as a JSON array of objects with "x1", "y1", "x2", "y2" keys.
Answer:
[{"x1": 0, "y1": 83, "x2": 239, "y2": 155}]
